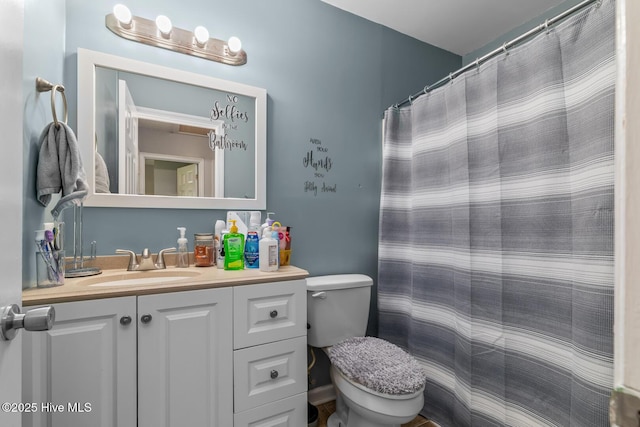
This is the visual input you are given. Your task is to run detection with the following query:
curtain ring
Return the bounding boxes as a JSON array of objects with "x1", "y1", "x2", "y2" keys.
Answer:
[
  {"x1": 50, "y1": 85, "x2": 68, "y2": 128},
  {"x1": 475, "y1": 58, "x2": 480, "y2": 71},
  {"x1": 408, "y1": 95, "x2": 413, "y2": 105},
  {"x1": 449, "y1": 72, "x2": 454, "y2": 83},
  {"x1": 544, "y1": 19, "x2": 550, "y2": 34},
  {"x1": 423, "y1": 85, "x2": 429, "y2": 94},
  {"x1": 502, "y1": 42, "x2": 509, "y2": 57}
]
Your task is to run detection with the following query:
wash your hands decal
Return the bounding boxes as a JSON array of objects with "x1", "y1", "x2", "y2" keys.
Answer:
[{"x1": 303, "y1": 138, "x2": 337, "y2": 196}]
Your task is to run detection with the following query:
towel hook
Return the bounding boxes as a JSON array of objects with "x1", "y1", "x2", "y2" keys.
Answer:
[{"x1": 36, "y1": 77, "x2": 68, "y2": 127}]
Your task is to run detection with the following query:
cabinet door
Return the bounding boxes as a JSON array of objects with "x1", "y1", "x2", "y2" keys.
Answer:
[
  {"x1": 138, "y1": 287, "x2": 233, "y2": 427},
  {"x1": 23, "y1": 297, "x2": 137, "y2": 427}
]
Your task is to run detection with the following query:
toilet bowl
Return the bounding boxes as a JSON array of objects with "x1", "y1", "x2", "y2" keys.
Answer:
[
  {"x1": 329, "y1": 365, "x2": 425, "y2": 427},
  {"x1": 307, "y1": 275, "x2": 427, "y2": 427}
]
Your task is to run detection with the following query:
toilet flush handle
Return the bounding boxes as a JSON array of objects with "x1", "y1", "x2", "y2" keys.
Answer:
[{"x1": 311, "y1": 292, "x2": 327, "y2": 299}]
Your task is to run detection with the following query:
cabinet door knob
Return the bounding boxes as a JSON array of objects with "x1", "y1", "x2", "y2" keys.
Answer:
[
  {"x1": 270, "y1": 370, "x2": 279, "y2": 379},
  {"x1": 270, "y1": 310, "x2": 278, "y2": 318},
  {"x1": 120, "y1": 315, "x2": 132, "y2": 326},
  {"x1": 140, "y1": 314, "x2": 152, "y2": 324}
]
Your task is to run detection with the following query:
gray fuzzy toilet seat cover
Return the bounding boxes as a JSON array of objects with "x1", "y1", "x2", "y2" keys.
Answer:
[{"x1": 329, "y1": 337, "x2": 427, "y2": 395}]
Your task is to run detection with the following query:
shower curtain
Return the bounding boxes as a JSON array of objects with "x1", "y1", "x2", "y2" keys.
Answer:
[{"x1": 378, "y1": 1, "x2": 615, "y2": 426}]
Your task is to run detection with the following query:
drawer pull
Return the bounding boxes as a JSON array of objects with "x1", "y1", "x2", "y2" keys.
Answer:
[
  {"x1": 120, "y1": 315, "x2": 132, "y2": 326},
  {"x1": 140, "y1": 314, "x2": 153, "y2": 324},
  {"x1": 270, "y1": 310, "x2": 278, "y2": 319},
  {"x1": 270, "y1": 370, "x2": 279, "y2": 379}
]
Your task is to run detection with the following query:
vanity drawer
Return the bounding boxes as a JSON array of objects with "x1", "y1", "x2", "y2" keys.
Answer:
[
  {"x1": 233, "y1": 336, "x2": 307, "y2": 413},
  {"x1": 233, "y1": 392, "x2": 307, "y2": 427},
  {"x1": 233, "y1": 280, "x2": 306, "y2": 349}
]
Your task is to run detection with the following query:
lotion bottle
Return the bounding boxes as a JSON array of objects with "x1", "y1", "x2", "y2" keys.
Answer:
[
  {"x1": 259, "y1": 227, "x2": 279, "y2": 272},
  {"x1": 176, "y1": 227, "x2": 189, "y2": 268},
  {"x1": 224, "y1": 220, "x2": 245, "y2": 270}
]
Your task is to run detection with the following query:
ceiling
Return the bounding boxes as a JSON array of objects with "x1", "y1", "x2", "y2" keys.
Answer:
[{"x1": 321, "y1": 0, "x2": 569, "y2": 56}]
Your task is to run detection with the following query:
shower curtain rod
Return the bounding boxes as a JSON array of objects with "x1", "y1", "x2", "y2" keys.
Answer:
[{"x1": 393, "y1": 0, "x2": 601, "y2": 109}]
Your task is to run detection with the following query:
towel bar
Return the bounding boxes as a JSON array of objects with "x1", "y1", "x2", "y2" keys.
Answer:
[{"x1": 36, "y1": 77, "x2": 68, "y2": 127}]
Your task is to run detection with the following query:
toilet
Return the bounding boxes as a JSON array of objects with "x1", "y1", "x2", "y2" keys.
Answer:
[{"x1": 307, "y1": 274, "x2": 427, "y2": 427}]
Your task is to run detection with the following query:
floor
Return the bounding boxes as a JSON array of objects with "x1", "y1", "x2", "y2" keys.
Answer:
[{"x1": 315, "y1": 400, "x2": 438, "y2": 427}]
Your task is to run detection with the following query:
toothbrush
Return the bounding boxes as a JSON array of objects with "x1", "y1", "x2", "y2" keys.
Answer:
[
  {"x1": 38, "y1": 240, "x2": 59, "y2": 283},
  {"x1": 45, "y1": 229, "x2": 55, "y2": 253},
  {"x1": 45, "y1": 229, "x2": 62, "y2": 279}
]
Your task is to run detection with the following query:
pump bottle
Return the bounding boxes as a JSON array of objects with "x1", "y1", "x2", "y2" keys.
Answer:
[
  {"x1": 224, "y1": 220, "x2": 245, "y2": 270},
  {"x1": 260, "y1": 212, "x2": 275, "y2": 239},
  {"x1": 176, "y1": 227, "x2": 189, "y2": 268},
  {"x1": 259, "y1": 226, "x2": 279, "y2": 272}
]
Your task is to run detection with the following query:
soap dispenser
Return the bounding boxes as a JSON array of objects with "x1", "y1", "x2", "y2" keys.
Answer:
[
  {"x1": 224, "y1": 220, "x2": 245, "y2": 270},
  {"x1": 176, "y1": 227, "x2": 189, "y2": 268}
]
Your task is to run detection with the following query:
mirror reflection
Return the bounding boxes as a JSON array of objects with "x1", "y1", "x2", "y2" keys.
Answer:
[{"x1": 78, "y1": 48, "x2": 267, "y2": 209}]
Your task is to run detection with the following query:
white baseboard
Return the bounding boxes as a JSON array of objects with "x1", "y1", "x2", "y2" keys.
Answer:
[{"x1": 308, "y1": 384, "x2": 336, "y2": 406}]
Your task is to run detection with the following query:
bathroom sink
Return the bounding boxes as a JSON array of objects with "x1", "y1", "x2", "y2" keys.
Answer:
[{"x1": 79, "y1": 270, "x2": 202, "y2": 288}]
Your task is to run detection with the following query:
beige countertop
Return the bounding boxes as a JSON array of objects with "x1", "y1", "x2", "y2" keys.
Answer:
[{"x1": 23, "y1": 258, "x2": 309, "y2": 306}]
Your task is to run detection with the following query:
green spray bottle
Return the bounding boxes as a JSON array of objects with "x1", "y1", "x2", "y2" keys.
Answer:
[{"x1": 224, "y1": 219, "x2": 245, "y2": 270}]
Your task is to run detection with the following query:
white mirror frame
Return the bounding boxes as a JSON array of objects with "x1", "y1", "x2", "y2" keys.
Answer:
[{"x1": 77, "y1": 48, "x2": 267, "y2": 209}]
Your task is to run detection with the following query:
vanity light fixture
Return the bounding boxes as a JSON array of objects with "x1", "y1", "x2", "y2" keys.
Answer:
[{"x1": 106, "y1": 4, "x2": 247, "y2": 66}]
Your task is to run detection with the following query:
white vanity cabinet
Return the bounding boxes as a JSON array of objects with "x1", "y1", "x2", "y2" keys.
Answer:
[
  {"x1": 22, "y1": 277, "x2": 307, "y2": 427},
  {"x1": 23, "y1": 287, "x2": 233, "y2": 427}
]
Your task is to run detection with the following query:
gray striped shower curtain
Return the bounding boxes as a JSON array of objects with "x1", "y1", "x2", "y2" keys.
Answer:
[{"x1": 378, "y1": 1, "x2": 615, "y2": 426}]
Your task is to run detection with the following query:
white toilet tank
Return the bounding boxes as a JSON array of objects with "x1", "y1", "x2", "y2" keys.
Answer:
[{"x1": 306, "y1": 274, "x2": 373, "y2": 348}]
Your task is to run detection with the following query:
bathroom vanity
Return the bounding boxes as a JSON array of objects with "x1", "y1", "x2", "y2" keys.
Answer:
[{"x1": 21, "y1": 264, "x2": 308, "y2": 427}]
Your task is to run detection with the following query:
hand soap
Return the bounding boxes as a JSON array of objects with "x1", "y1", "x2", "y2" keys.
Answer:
[
  {"x1": 224, "y1": 220, "x2": 245, "y2": 270},
  {"x1": 176, "y1": 227, "x2": 189, "y2": 268}
]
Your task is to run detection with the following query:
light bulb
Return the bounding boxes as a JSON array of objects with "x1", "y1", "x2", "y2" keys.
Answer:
[
  {"x1": 227, "y1": 36, "x2": 242, "y2": 54},
  {"x1": 113, "y1": 4, "x2": 132, "y2": 27},
  {"x1": 155, "y1": 15, "x2": 172, "y2": 36},
  {"x1": 194, "y1": 26, "x2": 209, "y2": 46}
]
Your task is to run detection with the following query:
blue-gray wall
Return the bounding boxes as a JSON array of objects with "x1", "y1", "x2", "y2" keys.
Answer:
[
  {"x1": 23, "y1": 0, "x2": 462, "y2": 389},
  {"x1": 22, "y1": 1, "x2": 460, "y2": 316},
  {"x1": 23, "y1": 0, "x2": 66, "y2": 289}
]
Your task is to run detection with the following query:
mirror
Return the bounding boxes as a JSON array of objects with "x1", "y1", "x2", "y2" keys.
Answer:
[{"x1": 77, "y1": 48, "x2": 266, "y2": 209}]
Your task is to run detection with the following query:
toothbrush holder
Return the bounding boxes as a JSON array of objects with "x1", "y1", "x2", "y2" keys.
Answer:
[{"x1": 36, "y1": 248, "x2": 65, "y2": 288}]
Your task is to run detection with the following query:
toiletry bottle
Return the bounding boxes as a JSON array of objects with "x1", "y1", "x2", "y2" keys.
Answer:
[
  {"x1": 259, "y1": 227, "x2": 279, "y2": 272},
  {"x1": 244, "y1": 212, "x2": 261, "y2": 269},
  {"x1": 216, "y1": 221, "x2": 229, "y2": 269},
  {"x1": 260, "y1": 212, "x2": 275, "y2": 238},
  {"x1": 176, "y1": 227, "x2": 189, "y2": 268},
  {"x1": 224, "y1": 220, "x2": 245, "y2": 270},
  {"x1": 214, "y1": 219, "x2": 225, "y2": 267}
]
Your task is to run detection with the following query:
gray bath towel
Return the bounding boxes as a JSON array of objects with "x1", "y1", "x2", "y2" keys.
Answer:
[{"x1": 36, "y1": 122, "x2": 88, "y2": 218}]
